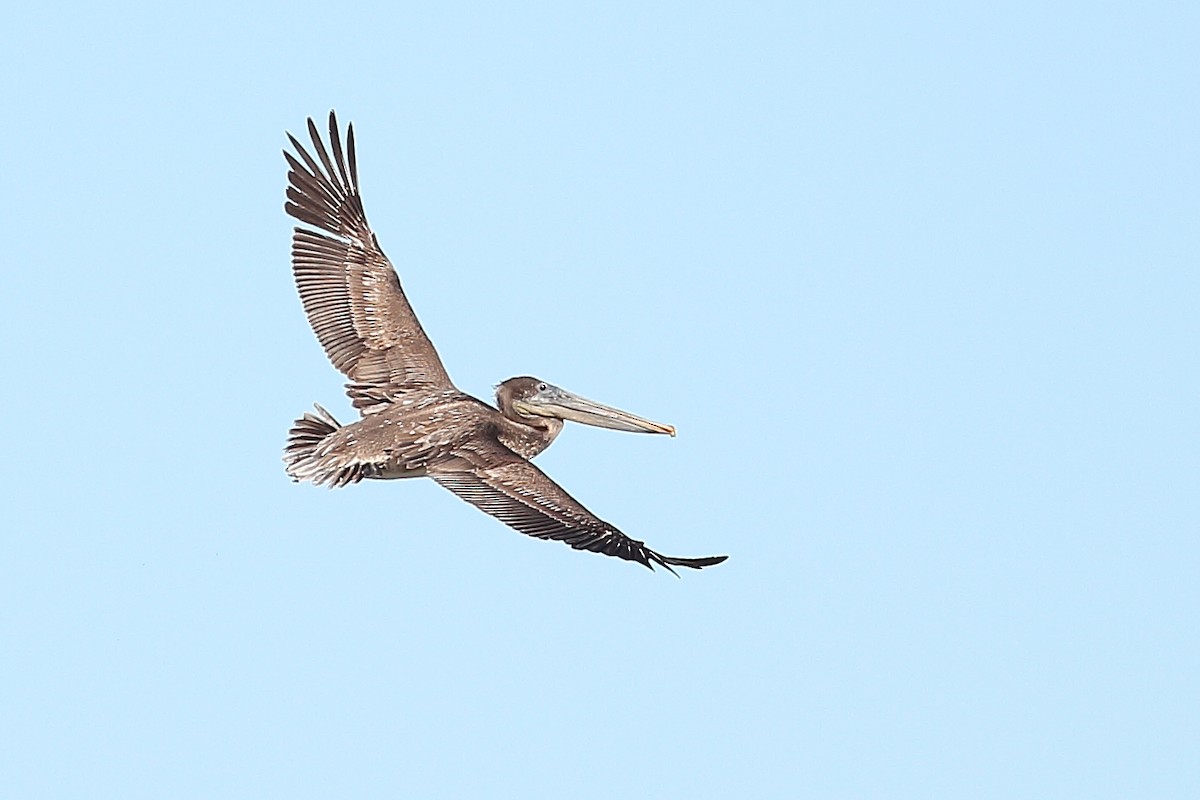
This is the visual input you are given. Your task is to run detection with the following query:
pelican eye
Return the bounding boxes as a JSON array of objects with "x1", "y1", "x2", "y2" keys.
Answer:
[{"x1": 537, "y1": 382, "x2": 548, "y2": 392}]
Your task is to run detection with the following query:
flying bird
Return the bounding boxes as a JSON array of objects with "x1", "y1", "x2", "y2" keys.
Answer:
[{"x1": 281, "y1": 111, "x2": 727, "y2": 575}]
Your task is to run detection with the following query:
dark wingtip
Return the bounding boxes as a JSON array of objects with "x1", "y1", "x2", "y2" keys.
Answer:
[
  {"x1": 653, "y1": 559, "x2": 681, "y2": 578},
  {"x1": 662, "y1": 554, "x2": 729, "y2": 570},
  {"x1": 647, "y1": 552, "x2": 727, "y2": 576}
]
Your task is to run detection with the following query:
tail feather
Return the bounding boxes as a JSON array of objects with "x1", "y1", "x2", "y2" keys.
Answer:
[{"x1": 283, "y1": 404, "x2": 371, "y2": 487}]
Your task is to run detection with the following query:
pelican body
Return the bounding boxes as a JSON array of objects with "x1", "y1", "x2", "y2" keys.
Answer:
[{"x1": 282, "y1": 112, "x2": 727, "y2": 574}]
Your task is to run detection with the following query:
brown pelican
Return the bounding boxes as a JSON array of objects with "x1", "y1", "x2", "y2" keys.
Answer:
[{"x1": 281, "y1": 112, "x2": 727, "y2": 575}]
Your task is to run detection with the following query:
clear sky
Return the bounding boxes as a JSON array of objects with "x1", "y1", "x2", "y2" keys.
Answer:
[{"x1": 1, "y1": 2, "x2": 1196, "y2": 798}]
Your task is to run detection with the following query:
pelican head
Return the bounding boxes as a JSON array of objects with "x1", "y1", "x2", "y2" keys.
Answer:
[{"x1": 495, "y1": 377, "x2": 676, "y2": 436}]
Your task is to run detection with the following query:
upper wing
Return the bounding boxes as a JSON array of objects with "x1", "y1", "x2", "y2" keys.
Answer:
[
  {"x1": 428, "y1": 440, "x2": 727, "y2": 575},
  {"x1": 285, "y1": 111, "x2": 454, "y2": 411}
]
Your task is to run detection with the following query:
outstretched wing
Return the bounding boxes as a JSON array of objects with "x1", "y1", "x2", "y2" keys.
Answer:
[
  {"x1": 428, "y1": 440, "x2": 727, "y2": 575},
  {"x1": 285, "y1": 111, "x2": 454, "y2": 411}
]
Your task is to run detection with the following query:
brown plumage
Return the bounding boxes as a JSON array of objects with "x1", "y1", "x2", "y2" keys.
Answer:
[{"x1": 282, "y1": 112, "x2": 727, "y2": 575}]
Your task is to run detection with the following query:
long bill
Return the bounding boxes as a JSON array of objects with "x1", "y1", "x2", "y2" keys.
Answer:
[{"x1": 515, "y1": 385, "x2": 676, "y2": 436}]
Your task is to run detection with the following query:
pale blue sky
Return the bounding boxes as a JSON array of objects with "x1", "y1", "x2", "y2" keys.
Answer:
[{"x1": 1, "y1": 2, "x2": 1196, "y2": 798}]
